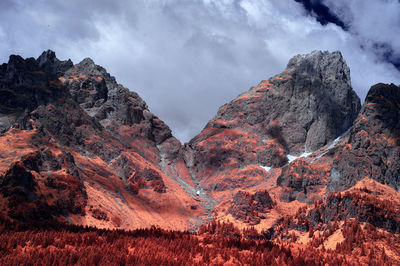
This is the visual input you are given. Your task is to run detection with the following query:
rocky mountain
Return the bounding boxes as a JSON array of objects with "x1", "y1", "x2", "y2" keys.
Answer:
[
  {"x1": 184, "y1": 51, "x2": 360, "y2": 193},
  {"x1": 182, "y1": 51, "x2": 364, "y2": 225},
  {"x1": 1, "y1": 49, "x2": 399, "y2": 262},
  {"x1": 0, "y1": 50, "x2": 202, "y2": 230}
]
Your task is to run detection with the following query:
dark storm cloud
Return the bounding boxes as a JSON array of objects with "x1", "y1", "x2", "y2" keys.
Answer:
[
  {"x1": 372, "y1": 42, "x2": 400, "y2": 71},
  {"x1": 294, "y1": 0, "x2": 347, "y2": 30},
  {"x1": 295, "y1": 0, "x2": 400, "y2": 72},
  {"x1": 322, "y1": 0, "x2": 400, "y2": 73},
  {"x1": 0, "y1": 0, "x2": 399, "y2": 142}
]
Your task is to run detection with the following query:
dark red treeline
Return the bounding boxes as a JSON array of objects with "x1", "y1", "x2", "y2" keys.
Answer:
[{"x1": 0, "y1": 217, "x2": 359, "y2": 266}]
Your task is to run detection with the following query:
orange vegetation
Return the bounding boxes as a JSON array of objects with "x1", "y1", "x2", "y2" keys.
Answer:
[{"x1": 0, "y1": 219, "x2": 363, "y2": 266}]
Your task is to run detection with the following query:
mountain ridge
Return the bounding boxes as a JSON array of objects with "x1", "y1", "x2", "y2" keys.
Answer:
[
  {"x1": 0, "y1": 49, "x2": 399, "y2": 238},
  {"x1": 1, "y1": 49, "x2": 400, "y2": 263}
]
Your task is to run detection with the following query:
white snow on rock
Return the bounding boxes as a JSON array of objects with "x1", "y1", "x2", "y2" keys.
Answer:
[
  {"x1": 311, "y1": 131, "x2": 348, "y2": 162},
  {"x1": 287, "y1": 152, "x2": 313, "y2": 163},
  {"x1": 260, "y1": 165, "x2": 271, "y2": 172},
  {"x1": 287, "y1": 154, "x2": 299, "y2": 163}
]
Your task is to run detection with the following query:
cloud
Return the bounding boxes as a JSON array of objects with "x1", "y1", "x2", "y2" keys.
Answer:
[
  {"x1": 322, "y1": 0, "x2": 400, "y2": 69},
  {"x1": 0, "y1": 0, "x2": 399, "y2": 142}
]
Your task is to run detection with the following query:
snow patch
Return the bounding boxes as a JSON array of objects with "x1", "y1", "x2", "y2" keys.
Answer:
[
  {"x1": 287, "y1": 152, "x2": 312, "y2": 163},
  {"x1": 311, "y1": 131, "x2": 347, "y2": 162},
  {"x1": 260, "y1": 165, "x2": 271, "y2": 172},
  {"x1": 300, "y1": 152, "x2": 313, "y2": 158},
  {"x1": 287, "y1": 154, "x2": 298, "y2": 163},
  {"x1": 328, "y1": 135, "x2": 343, "y2": 149}
]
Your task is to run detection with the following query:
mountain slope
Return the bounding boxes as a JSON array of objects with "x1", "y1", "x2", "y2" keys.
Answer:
[{"x1": 0, "y1": 51, "x2": 202, "y2": 230}]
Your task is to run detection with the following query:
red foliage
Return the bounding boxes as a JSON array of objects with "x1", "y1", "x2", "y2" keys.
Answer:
[{"x1": 0, "y1": 218, "x2": 353, "y2": 266}]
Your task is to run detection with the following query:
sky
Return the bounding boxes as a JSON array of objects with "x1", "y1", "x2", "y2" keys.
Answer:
[{"x1": 0, "y1": 0, "x2": 399, "y2": 142}]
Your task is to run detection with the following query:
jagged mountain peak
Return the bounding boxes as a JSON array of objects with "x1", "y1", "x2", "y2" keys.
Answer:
[
  {"x1": 286, "y1": 50, "x2": 350, "y2": 84},
  {"x1": 4, "y1": 54, "x2": 42, "y2": 83},
  {"x1": 365, "y1": 82, "x2": 400, "y2": 103},
  {"x1": 59, "y1": 54, "x2": 173, "y2": 145},
  {"x1": 64, "y1": 56, "x2": 118, "y2": 88},
  {"x1": 285, "y1": 50, "x2": 357, "y2": 128},
  {"x1": 351, "y1": 83, "x2": 399, "y2": 140},
  {"x1": 72, "y1": 57, "x2": 106, "y2": 76},
  {"x1": 36, "y1": 50, "x2": 73, "y2": 77},
  {"x1": 0, "y1": 52, "x2": 70, "y2": 120},
  {"x1": 79, "y1": 57, "x2": 95, "y2": 65},
  {"x1": 37, "y1": 49, "x2": 57, "y2": 62}
]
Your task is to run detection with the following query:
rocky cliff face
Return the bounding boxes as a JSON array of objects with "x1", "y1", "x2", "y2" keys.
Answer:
[
  {"x1": 277, "y1": 83, "x2": 400, "y2": 204},
  {"x1": 62, "y1": 57, "x2": 173, "y2": 146},
  {"x1": 339, "y1": 83, "x2": 400, "y2": 191},
  {"x1": 184, "y1": 51, "x2": 360, "y2": 195},
  {"x1": 1, "y1": 49, "x2": 399, "y2": 245}
]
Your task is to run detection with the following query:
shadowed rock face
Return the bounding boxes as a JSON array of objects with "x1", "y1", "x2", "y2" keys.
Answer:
[
  {"x1": 286, "y1": 51, "x2": 360, "y2": 151},
  {"x1": 36, "y1": 50, "x2": 73, "y2": 77},
  {"x1": 0, "y1": 54, "x2": 70, "y2": 119},
  {"x1": 329, "y1": 83, "x2": 400, "y2": 192},
  {"x1": 184, "y1": 51, "x2": 361, "y2": 191},
  {"x1": 62, "y1": 58, "x2": 173, "y2": 146},
  {"x1": 277, "y1": 83, "x2": 400, "y2": 203}
]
